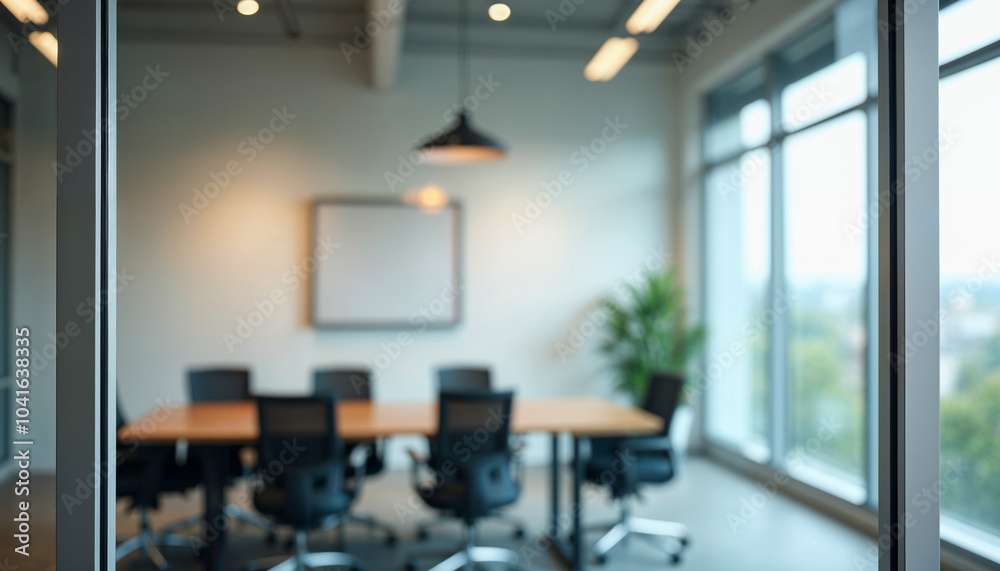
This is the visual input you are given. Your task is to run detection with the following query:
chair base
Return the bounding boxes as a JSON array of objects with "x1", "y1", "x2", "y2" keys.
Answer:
[
  {"x1": 116, "y1": 509, "x2": 197, "y2": 570},
  {"x1": 340, "y1": 511, "x2": 398, "y2": 545},
  {"x1": 591, "y1": 502, "x2": 689, "y2": 565},
  {"x1": 247, "y1": 529, "x2": 363, "y2": 571},
  {"x1": 163, "y1": 503, "x2": 279, "y2": 546},
  {"x1": 407, "y1": 524, "x2": 523, "y2": 571},
  {"x1": 416, "y1": 511, "x2": 525, "y2": 541}
]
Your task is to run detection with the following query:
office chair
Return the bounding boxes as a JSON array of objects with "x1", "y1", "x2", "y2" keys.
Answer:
[
  {"x1": 585, "y1": 372, "x2": 690, "y2": 565},
  {"x1": 163, "y1": 368, "x2": 275, "y2": 540},
  {"x1": 246, "y1": 396, "x2": 364, "y2": 571},
  {"x1": 188, "y1": 368, "x2": 252, "y2": 401},
  {"x1": 418, "y1": 367, "x2": 525, "y2": 541},
  {"x1": 406, "y1": 390, "x2": 524, "y2": 571},
  {"x1": 313, "y1": 368, "x2": 397, "y2": 546},
  {"x1": 437, "y1": 367, "x2": 491, "y2": 392},
  {"x1": 116, "y1": 401, "x2": 201, "y2": 570}
]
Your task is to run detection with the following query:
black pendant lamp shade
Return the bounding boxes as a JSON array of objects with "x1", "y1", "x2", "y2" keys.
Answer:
[
  {"x1": 418, "y1": 110, "x2": 506, "y2": 165},
  {"x1": 416, "y1": 0, "x2": 507, "y2": 164}
]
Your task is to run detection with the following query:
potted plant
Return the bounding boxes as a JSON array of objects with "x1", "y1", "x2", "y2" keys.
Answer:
[{"x1": 599, "y1": 269, "x2": 704, "y2": 455}]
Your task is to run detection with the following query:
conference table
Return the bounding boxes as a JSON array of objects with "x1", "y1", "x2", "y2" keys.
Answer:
[{"x1": 118, "y1": 396, "x2": 663, "y2": 571}]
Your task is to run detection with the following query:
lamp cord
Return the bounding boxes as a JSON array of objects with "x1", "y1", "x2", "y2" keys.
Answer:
[{"x1": 458, "y1": 0, "x2": 470, "y2": 110}]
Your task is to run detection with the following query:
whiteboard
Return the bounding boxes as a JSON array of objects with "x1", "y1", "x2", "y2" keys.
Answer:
[{"x1": 312, "y1": 200, "x2": 461, "y2": 327}]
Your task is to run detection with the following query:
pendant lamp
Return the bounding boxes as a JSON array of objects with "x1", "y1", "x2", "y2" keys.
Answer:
[{"x1": 417, "y1": 0, "x2": 506, "y2": 164}]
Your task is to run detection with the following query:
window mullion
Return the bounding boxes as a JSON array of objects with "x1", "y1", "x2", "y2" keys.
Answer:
[{"x1": 768, "y1": 56, "x2": 789, "y2": 469}]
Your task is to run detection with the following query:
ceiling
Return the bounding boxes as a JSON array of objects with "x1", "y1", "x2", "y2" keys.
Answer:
[{"x1": 116, "y1": 0, "x2": 740, "y2": 59}]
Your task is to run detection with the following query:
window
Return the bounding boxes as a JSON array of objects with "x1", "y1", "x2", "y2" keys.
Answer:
[
  {"x1": 783, "y1": 112, "x2": 868, "y2": 499},
  {"x1": 703, "y1": 0, "x2": 875, "y2": 505},
  {"x1": 939, "y1": 0, "x2": 1000, "y2": 65},
  {"x1": 939, "y1": 0, "x2": 1000, "y2": 560},
  {"x1": 704, "y1": 149, "x2": 772, "y2": 462}
]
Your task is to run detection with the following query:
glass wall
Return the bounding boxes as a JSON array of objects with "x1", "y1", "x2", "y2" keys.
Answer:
[
  {"x1": 703, "y1": 0, "x2": 875, "y2": 504},
  {"x1": 938, "y1": 0, "x2": 1000, "y2": 560},
  {"x1": 706, "y1": 0, "x2": 1000, "y2": 562}
]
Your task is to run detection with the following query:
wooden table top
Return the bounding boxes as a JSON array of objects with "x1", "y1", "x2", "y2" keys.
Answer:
[{"x1": 117, "y1": 396, "x2": 663, "y2": 445}]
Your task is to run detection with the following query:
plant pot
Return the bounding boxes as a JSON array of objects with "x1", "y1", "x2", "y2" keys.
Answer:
[{"x1": 670, "y1": 404, "x2": 695, "y2": 458}]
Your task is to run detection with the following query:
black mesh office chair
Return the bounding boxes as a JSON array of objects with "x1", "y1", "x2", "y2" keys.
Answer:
[
  {"x1": 437, "y1": 367, "x2": 491, "y2": 392},
  {"x1": 313, "y1": 368, "x2": 397, "y2": 545},
  {"x1": 247, "y1": 396, "x2": 364, "y2": 571},
  {"x1": 163, "y1": 368, "x2": 275, "y2": 539},
  {"x1": 585, "y1": 372, "x2": 690, "y2": 565},
  {"x1": 419, "y1": 367, "x2": 525, "y2": 541},
  {"x1": 406, "y1": 390, "x2": 523, "y2": 571},
  {"x1": 188, "y1": 368, "x2": 252, "y2": 401},
  {"x1": 116, "y1": 401, "x2": 201, "y2": 570}
]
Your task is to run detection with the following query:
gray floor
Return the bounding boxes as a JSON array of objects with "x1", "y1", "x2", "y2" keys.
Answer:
[{"x1": 108, "y1": 456, "x2": 874, "y2": 571}]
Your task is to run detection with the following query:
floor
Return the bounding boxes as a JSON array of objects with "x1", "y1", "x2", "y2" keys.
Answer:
[{"x1": 2, "y1": 457, "x2": 875, "y2": 570}]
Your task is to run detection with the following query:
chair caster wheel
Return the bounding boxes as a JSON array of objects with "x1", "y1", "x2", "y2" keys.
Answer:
[
  {"x1": 385, "y1": 533, "x2": 398, "y2": 546},
  {"x1": 680, "y1": 537, "x2": 689, "y2": 547},
  {"x1": 670, "y1": 553, "x2": 682, "y2": 564},
  {"x1": 513, "y1": 527, "x2": 525, "y2": 539},
  {"x1": 417, "y1": 528, "x2": 429, "y2": 541},
  {"x1": 595, "y1": 555, "x2": 607, "y2": 565}
]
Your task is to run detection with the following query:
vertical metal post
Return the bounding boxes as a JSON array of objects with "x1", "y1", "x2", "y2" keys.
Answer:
[
  {"x1": 571, "y1": 436, "x2": 584, "y2": 570},
  {"x1": 56, "y1": 0, "x2": 117, "y2": 568},
  {"x1": 878, "y1": 0, "x2": 939, "y2": 569},
  {"x1": 550, "y1": 433, "x2": 561, "y2": 539}
]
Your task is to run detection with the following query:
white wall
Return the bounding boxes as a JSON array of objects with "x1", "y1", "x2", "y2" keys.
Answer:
[{"x1": 115, "y1": 43, "x2": 678, "y2": 466}]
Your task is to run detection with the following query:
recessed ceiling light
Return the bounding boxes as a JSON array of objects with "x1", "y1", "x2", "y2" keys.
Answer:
[
  {"x1": 236, "y1": 0, "x2": 259, "y2": 16},
  {"x1": 626, "y1": 0, "x2": 682, "y2": 34},
  {"x1": 584, "y1": 37, "x2": 639, "y2": 82},
  {"x1": 488, "y1": 3, "x2": 511, "y2": 21}
]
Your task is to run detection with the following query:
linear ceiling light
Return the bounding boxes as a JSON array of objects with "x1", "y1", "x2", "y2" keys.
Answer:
[
  {"x1": 584, "y1": 37, "x2": 639, "y2": 82},
  {"x1": 29, "y1": 31, "x2": 56, "y2": 67},
  {"x1": 1, "y1": 0, "x2": 48, "y2": 24},
  {"x1": 626, "y1": 0, "x2": 682, "y2": 34}
]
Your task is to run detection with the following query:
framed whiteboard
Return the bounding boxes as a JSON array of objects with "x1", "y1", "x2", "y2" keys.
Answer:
[{"x1": 311, "y1": 199, "x2": 461, "y2": 328}]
